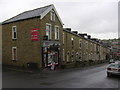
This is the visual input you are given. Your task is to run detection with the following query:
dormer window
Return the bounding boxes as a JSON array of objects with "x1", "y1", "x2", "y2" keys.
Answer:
[{"x1": 50, "y1": 10, "x2": 55, "y2": 21}]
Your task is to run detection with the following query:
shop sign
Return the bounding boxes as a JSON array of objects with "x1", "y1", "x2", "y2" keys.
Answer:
[
  {"x1": 31, "y1": 28, "x2": 38, "y2": 41},
  {"x1": 116, "y1": 53, "x2": 120, "y2": 56}
]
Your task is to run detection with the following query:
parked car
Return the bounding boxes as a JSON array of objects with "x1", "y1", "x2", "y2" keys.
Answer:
[
  {"x1": 109, "y1": 59, "x2": 115, "y2": 64},
  {"x1": 107, "y1": 61, "x2": 120, "y2": 77}
]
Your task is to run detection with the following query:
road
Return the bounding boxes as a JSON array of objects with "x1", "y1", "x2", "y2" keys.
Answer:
[{"x1": 2, "y1": 63, "x2": 120, "y2": 88}]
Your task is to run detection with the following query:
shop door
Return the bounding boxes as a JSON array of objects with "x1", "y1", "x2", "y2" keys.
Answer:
[{"x1": 48, "y1": 51, "x2": 58, "y2": 66}]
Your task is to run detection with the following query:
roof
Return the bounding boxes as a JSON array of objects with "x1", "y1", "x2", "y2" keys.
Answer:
[
  {"x1": 2, "y1": 4, "x2": 63, "y2": 25},
  {"x1": 63, "y1": 29, "x2": 110, "y2": 48}
]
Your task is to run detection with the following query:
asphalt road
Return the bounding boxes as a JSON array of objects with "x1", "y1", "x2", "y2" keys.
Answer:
[{"x1": 2, "y1": 63, "x2": 120, "y2": 88}]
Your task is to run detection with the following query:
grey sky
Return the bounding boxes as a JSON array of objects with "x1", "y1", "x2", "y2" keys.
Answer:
[{"x1": 0, "y1": 0, "x2": 119, "y2": 39}]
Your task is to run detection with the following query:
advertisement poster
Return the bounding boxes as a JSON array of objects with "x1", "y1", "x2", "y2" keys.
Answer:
[{"x1": 31, "y1": 28, "x2": 38, "y2": 41}]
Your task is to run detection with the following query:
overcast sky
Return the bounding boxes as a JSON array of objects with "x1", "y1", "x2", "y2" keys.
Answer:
[{"x1": 0, "y1": 0, "x2": 119, "y2": 39}]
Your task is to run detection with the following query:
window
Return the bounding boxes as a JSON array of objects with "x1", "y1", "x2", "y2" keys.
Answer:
[
  {"x1": 63, "y1": 49, "x2": 65, "y2": 61},
  {"x1": 79, "y1": 40, "x2": 82, "y2": 49},
  {"x1": 71, "y1": 50, "x2": 74, "y2": 61},
  {"x1": 50, "y1": 10, "x2": 55, "y2": 21},
  {"x1": 12, "y1": 47, "x2": 17, "y2": 60},
  {"x1": 54, "y1": 25, "x2": 59, "y2": 40},
  {"x1": 63, "y1": 33, "x2": 64, "y2": 44},
  {"x1": 71, "y1": 38, "x2": 74, "y2": 48},
  {"x1": 12, "y1": 26, "x2": 17, "y2": 39},
  {"x1": 94, "y1": 44, "x2": 96, "y2": 51},
  {"x1": 79, "y1": 52, "x2": 82, "y2": 61},
  {"x1": 46, "y1": 23, "x2": 51, "y2": 40},
  {"x1": 86, "y1": 41, "x2": 88, "y2": 49},
  {"x1": 91, "y1": 43, "x2": 92, "y2": 52},
  {"x1": 67, "y1": 51, "x2": 69, "y2": 62}
]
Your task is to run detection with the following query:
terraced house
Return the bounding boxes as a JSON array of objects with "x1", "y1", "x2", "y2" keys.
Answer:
[
  {"x1": 2, "y1": 4, "x2": 110, "y2": 69},
  {"x1": 62, "y1": 28, "x2": 110, "y2": 68}
]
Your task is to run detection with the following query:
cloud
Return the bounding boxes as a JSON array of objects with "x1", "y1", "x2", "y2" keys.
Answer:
[
  {"x1": 0, "y1": 0, "x2": 118, "y2": 39},
  {"x1": 61, "y1": 2, "x2": 118, "y2": 32}
]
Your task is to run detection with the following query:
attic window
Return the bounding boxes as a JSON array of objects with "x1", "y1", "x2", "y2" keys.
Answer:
[{"x1": 50, "y1": 10, "x2": 55, "y2": 21}]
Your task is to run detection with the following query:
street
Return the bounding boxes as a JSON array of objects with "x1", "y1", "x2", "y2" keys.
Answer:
[{"x1": 2, "y1": 63, "x2": 120, "y2": 88}]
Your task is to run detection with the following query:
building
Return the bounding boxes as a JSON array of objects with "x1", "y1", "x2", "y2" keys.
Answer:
[
  {"x1": 0, "y1": 23, "x2": 2, "y2": 64},
  {"x1": 102, "y1": 39, "x2": 120, "y2": 60},
  {"x1": 2, "y1": 4, "x2": 64, "y2": 69},
  {"x1": 62, "y1": 28, "x2": 110, "y2": 67},
  {"x1": 2, "y1": 4, "x2": 110, "y2": 69}
]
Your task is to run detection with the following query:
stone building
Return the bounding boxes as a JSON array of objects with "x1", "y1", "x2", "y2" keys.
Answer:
[
  {"x1": 2, "y1": 4, "x2": 110, "y2": 69},
  {"x1": 0, "y1": 23, "x2": 2, "y2": 64},
  {"x1": 2, "y1": 4, "x2": 63, "y2": 69},
  {"x1": 62, "y1": 28, "x2": 110, "y2": 67}
]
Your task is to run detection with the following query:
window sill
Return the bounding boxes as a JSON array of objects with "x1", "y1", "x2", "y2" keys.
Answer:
[
  {"x1": 12, "y1": 60, "x2": 17, "y2": 62},
  {"x1": 50, "y1": 20, "x2": 55, "y2": 22},
  {"x1": 12, "y1": 39, "x2": 17, "y2": 40},
  {"x1": 55, "y1": 39, "x2": 59, "y2": 41}
]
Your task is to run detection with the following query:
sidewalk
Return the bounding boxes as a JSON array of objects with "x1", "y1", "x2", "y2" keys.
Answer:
[
  {"x1": 2, "y1": 65, "x2": 33, "y2": 73},
  {"x1": 2, "y1": 62, "x2": 108, "y2": 74}
]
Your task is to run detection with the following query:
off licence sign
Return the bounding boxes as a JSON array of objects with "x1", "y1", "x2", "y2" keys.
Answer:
[
  {"x1": 116, "y1": 53, "x2": 120, "y2": 56},
  {"x1": 31, "y1": 28, "x2": 38, "y2": 41}
]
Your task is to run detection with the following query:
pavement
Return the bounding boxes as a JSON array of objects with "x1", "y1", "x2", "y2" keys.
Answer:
[{"x1": 2, "y1": 62, "x2": 108, "y2": 73}]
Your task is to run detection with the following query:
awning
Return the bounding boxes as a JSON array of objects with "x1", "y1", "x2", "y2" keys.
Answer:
[{"x1": 42, "y1": 41, "x2": 60, "y2": 47}]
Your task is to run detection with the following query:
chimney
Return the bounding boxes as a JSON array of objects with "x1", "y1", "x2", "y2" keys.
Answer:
[
  {"x1": 64, "y1": 28, "x2": 71, "y2": 32},
  {"x1": 72, "y1": 31, "x2": 78, "y2": 34},
  {"x1": 91, "y1": 38, "x2": 98, "y2": 42},
  {"x1": 78, "y1": 33, "x2": 87, "y2": 37},
  {"x1": 87, "y1": 35, "x2": 91, "y2": 39}
]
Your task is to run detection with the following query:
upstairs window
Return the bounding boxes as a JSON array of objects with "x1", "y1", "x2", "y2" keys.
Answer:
[
  {"x1": 90, "y1": 43, "x2": 92, "y2": 52},
  {"x1": 50, "y1": 10, "x2": 55, "y2": 21},
  {"x1": 54, "y1": 25, "x2": 59, "y2": 40},
  {"x1": 12, "y1": 26, "x2": 17, "y2": 39},
  {"x1": 94, "y1": 44, "x2": 96, "y2": 51},
  {"x1": 79, "y1": 40, "x2": 82, "y2": 49},
  {"x1": 46, "y1": 23, "x2": 51, "y2": 40},
  {"x1": 86, "y1": 41, "x2": 88, "y2": 49},
  {"x1": 63, "y1": 49, "x2": 65, "y2": 61},
  {"x1": 71, "y1": 38, "x2": 74, "y2": 48},
  {"x1": 62, "y1": 33, "x2": 64, "y2": 44}
]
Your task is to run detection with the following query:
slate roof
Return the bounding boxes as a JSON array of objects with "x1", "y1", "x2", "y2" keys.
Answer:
[{"x1": 2, "y1": 4, "x2": 53, "y2": 24}]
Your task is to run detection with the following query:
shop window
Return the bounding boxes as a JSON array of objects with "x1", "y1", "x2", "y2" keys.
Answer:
[
  {"x1": 12, "y1": 26, "x2": 17, "y2": 39},
  {"x1": 12, "y1": 47, "x2": 17, "y2": 60}
]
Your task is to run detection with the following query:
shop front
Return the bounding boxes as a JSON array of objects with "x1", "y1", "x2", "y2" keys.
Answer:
[{"x1": 42, "y1": 41, "x2": 60, "y2": 69}]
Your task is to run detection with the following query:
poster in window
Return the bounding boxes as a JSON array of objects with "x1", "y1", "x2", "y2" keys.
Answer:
[{"x1": 31, "y1": 28, "x2": 38, "y2": 41}]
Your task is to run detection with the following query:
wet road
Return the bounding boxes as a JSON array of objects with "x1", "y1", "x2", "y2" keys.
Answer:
[{"x1": 2, "y1": 63, "x2": 120, "y2": 88}]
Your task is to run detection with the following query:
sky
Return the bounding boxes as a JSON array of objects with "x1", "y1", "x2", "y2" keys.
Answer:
[{"x1": 0, "y1": 0, "x2": 119, "y2": 39}]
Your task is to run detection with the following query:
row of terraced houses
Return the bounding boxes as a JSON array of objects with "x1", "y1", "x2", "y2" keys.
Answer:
[{"x1": 2, "y1": 4, "x2": 111, "y2": 69}]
